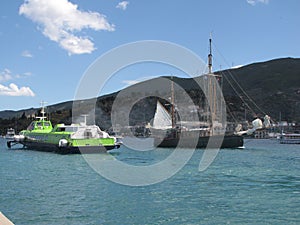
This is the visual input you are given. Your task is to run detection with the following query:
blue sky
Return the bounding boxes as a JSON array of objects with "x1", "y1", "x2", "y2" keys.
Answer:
[{"x1": 0, "y1": 0, "x2": 299, "y2": 111}]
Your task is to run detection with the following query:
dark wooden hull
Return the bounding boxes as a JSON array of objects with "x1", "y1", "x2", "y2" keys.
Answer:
[
  {"x1": 7, "y1": 140, "x2": 120, "y2": 154},
  {"x1": 155, "y1": 134, "x2": 244, "y2": 149}
]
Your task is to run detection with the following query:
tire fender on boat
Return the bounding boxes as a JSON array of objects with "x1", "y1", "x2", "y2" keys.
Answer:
[{"x1": 59, "y1": 139, "x2": 68, "y2": 147}]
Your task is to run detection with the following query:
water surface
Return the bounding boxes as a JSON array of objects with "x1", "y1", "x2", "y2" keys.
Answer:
[{"x1": 0, "y1": 138, "x2": 299, "y2": 224}]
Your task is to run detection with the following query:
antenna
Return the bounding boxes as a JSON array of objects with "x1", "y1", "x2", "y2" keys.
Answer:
[{"x1": 36, "y1": 101, "x2": 47, "y2": 121}]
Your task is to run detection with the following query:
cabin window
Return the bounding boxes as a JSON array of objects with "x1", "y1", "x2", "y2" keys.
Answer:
[
  {"x1": 44, "y1": 122, "x2": 51, "y2": 127},
  {"x1": 36, "y1": 122, "x2": 43, "y2": 129},
  {"x1": 84, "y1": 130, "x2": 93, "y2": 138},
  {"x1": 27, "y1": 122, "x2": 35, "y2": 131}
]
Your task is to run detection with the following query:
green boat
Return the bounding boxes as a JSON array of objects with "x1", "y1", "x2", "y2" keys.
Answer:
[{"x1": 7, "y1": 106, "x2": 120, "y2": 154}]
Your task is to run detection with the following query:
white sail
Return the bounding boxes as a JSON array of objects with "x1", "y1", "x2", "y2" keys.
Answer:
[
  {"x1": 236, "y1": 116, "x2": 271, "y2": 136},
  {"x1": 263, "y1": 115, "x2": 271, "y2": 128},
  {"x1": 152, "y1": 101, "x2": 172, "y2": 129},
  {"x1": 252, "y1": 118, "x2": 263, "y2": 130}
]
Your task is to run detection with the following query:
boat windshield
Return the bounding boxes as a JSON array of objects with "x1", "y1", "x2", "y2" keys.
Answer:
[
  {"x1": 27, "y1": 122, "x2": 35, "y2": 131},
  {"x1": 27, "y1": 121, "x2": 52, "y2": 130},
  {"x1": 36, "y1": 121, "x2": 51, "y2": 128}
]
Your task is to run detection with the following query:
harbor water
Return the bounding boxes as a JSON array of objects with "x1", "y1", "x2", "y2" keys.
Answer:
[{"x1": 0, "y1": 137, "x2": 299, "y2": 224}]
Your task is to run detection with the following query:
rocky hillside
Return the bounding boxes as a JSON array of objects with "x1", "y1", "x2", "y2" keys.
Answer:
[
  {"x1": 0, "y1": 57, "x2": 299, "y2": 134},
  {"x1": 220, "y1": 57, "x2": 300, "y2": 122}
]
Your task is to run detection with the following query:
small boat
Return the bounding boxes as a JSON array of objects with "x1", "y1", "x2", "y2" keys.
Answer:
[
  {"x1": 279, "y1": 133, "x2": 300, "y2": 144},
  {"x1": 5, "y1": 128, "x2": 15, "y2": 140},
  {"x1": 7, "y1": 104, "x2": 120, "y2": 154}
]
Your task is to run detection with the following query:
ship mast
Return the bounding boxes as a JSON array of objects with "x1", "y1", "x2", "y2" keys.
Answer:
[
  {"x1": 207, "y1": 37, "x2": 216, "y2": 135},
  {"x1": 208, "y1": 37, "x2": 213, "y2": 74},
  {"x1": 206, "y1": 37, "x2": 223, "y2": 136},
  {"x1": 171, "y1": 76, "x2": 176, "y2": 129}
]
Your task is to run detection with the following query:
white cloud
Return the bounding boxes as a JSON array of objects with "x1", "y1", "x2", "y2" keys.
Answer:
[
  {"x1": 21, "y1": 50, "x2": 33, "y2": 57},
  {"x1": 122, "y1": 80, "x2": 139, "y2": 86},
  {"x1": 1, "y1": 68, "x2": 32, "y2": 80},
  {"x1": 121, "y1": 75, "x2": 161, "y2": 86},
  {"x1": 231, "y1": 64, "x2": 244, "y2": 69},
  {"x1": 247, "y1": 0, "x2": 269, "y2": 6},
  {"x1": 0, "y1": 69, "x2": 34, "y2": 96},
  {"x1": 0, "y1": 83, "x2": 35, "y2": 96},
  {"x1": 23, "y1": 72, "x2": 32, "y2": 77},
  {"x1": 116, "y1": 1, "x2": 129, "y2": 10},
  {"x1": 19, "y1": 0, "x2": 115, "y2": 55},
  {"x1": 59, "y1": 35, "x2": 95, "y2": 55},
  {"x1": 0, "y1": 69, "x2": 13, "y2": 82}
]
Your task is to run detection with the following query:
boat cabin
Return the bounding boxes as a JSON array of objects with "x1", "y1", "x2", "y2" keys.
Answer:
[{"x1": 26, "y1": 120, "x2": 53, "y2": 131}]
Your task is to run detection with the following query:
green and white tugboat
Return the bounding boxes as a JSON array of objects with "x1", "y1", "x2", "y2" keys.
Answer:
[{"x1": 7, "y1": 104, "x2": 120, "y2": 154}]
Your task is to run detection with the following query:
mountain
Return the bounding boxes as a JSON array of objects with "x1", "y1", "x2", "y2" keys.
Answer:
[
  {"x1": 219, "y1": 57, "x2": 300, "y2": 122},
  {"x1": 0, "y1": 57, "x2": 299, "y2": 134}
]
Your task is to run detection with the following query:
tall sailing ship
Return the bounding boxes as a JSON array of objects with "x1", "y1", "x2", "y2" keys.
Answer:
[{"x1": 152, "y1": 38, "x2": 245, "y2": 149}]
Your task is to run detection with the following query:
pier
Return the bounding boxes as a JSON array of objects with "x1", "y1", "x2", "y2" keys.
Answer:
[{"x1": 0, "y1": 212, "x2": 14, "y2": 225}]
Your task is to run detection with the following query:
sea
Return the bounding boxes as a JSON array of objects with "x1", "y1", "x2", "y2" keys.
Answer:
[{"x1": 0, "y1": 137, "x2": 299, "y2": 225}]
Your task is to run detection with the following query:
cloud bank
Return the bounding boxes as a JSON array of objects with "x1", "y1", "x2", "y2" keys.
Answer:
[
  {"x1": 0, "y1": 69, "x2": 35, "y2": 96},
  {"x1": 0, "y1": 83, "x2": 35, "y2": 96},
  {"x1": 19, "y1": 0, "x2": 115, "y2": 55}
]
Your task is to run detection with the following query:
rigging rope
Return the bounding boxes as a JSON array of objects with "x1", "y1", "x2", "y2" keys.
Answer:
[{"x1": 212, "y1": 41, "x2": 270, "y2": 118}]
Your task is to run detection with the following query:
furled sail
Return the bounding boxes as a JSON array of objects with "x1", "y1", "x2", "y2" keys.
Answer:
[
  {"x1": 235, "y1": 115, "x2": 271, "y2": 136},
  {"x1": 152, "y1": 101, "x2": 172, "y2": 129},
  {"x1": 263, "y1": 115, "x2": 271, "y2": 128}
]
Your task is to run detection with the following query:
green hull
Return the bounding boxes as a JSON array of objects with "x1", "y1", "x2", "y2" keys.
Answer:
[
  {"x1": 17, "y1": 129, "x2": 119, "y2": 154},
  {"x1": 17, "y1": 138, "x2": 119, "y2": 154},
  {"x1": 8, "y1": 112, "x2": 120, "y2": 154},
  {"x1": 21, "y1": 131, "x2": 116, "y2": 146}
]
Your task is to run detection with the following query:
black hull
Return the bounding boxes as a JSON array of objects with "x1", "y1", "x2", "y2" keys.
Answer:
[
  {"x1": 155, "y1": 135, "x2": 244, "y2": 149},
  {"x1": 8, "y1": 140, "x2": 120, "y2": 154}
]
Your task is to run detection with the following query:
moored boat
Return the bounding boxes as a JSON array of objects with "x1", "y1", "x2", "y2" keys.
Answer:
[
  {"x1": 7, "y1": 105, "x2": 120, "y2": 154},
  {"x1": 5, "y1": 128, "x2": 16, "y2": 140},
  {"x1": 152, "y1": 38, "x2": 244, "y2": 149},
  {"x1": 279, "y1": 133, "x2": 300, "y2": 144},
  {"x1": 151, "y1": 37, "x2": 274, "y2": 149},
  {"x1": 153, "y1": 128, "x2": 244, "y2": 148}
]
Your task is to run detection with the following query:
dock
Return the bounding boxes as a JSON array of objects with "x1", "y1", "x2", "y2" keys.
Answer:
[{"x1": 0, "y1": 212, "x2": 14, "y2": 225}]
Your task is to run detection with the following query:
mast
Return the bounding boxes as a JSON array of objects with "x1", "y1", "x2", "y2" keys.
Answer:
[
  {"x1": 208, "y1": 37, "x2": 213, "y2": 74},
  {"x1": 206, "y1": 37, "x2": 223, "y2": 135},
  {"x1": 36, "y1": 101, "x2": 47, "y2": 121},
  {"x1": 171, "y1": 76, "x2": 175, "y2": 129},
  {"x1": 207, "y1": 37, "x2": 219, "y2": 135},
  {"x1": 207, "y1": 37, "x2": 214, "y2": 135}
]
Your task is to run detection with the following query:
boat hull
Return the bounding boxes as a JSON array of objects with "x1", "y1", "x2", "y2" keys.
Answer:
[
  {"x1": 279, "y1": 135, "x2": 300, "y2": 144},
  {"x1": 155, "y1": 135, "x2": 244, "y2": 149},
  {"x1": 8, "y1": 140, "x2": 120, "y2": 154}
]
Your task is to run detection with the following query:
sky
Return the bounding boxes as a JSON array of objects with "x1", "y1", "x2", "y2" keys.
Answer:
[{"x1": 0, "y1": 0, "x2": 299, "y2": 111}]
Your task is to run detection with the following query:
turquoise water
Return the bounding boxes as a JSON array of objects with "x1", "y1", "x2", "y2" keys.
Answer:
[{"x1": 0, "y1": 137, "x2": 299, "y2": 224}]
